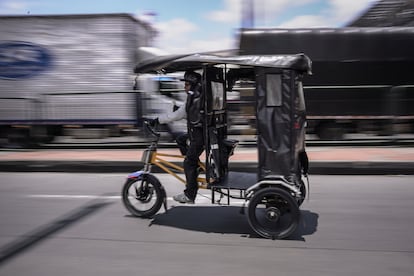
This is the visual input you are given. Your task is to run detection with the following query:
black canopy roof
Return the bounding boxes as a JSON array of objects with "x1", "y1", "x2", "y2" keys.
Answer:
[{"x1": 134, "y1": 53, "x2": 312, "y2": 74}]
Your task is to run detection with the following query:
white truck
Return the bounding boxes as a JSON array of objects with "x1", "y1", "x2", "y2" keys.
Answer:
[{"x1": 0, "y1": 13, "x2": 156, "y2": 146}]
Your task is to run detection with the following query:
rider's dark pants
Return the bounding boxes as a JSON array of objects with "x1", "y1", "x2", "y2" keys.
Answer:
[
  {"x1": 175, "y1": 133, "x2": 189, "y2": 156},
  {"x1": 183, "y1": 127, "x2": 204, "y2": 200}
]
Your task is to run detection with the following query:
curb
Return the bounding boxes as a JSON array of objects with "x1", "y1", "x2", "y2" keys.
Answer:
[{"x1": 1, "y1": 161, "x2": 414, "y2": 175}]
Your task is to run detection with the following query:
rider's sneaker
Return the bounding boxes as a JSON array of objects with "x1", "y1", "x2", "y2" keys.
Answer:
[{"x1": 173, "y1": 193, "x2": 194, "y2": 204}]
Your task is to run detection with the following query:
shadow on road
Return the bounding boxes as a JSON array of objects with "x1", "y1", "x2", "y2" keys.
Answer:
[
  {"x1": 150, "y1": 206, "x2": 318, "y2": 240},
  {"x1": 0, "y1": 197, "x2": 114, "y2": 266}
]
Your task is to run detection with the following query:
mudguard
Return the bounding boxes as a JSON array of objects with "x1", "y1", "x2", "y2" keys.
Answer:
[
  {"x1": 127, "y1": 170, "x2": 145, "y2": 179},
  {"x1": 246, "y1": 176, "x2": 301, "y2": 196}
]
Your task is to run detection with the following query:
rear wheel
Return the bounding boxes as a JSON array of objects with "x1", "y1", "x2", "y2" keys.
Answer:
[
  {"x1": 247, "y1": 187, "x2": 300, "y2": 239},
  {"x1": 297, "y1": 179, "x2": 306, "y2": 207},
  {"x1": 122, "y1": 174, "x2": 164, "y2": 218}
]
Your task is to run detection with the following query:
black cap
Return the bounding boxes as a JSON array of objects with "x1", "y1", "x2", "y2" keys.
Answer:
[{"x1": 180, "y1": 70, "x2": 201, "y2": 84}]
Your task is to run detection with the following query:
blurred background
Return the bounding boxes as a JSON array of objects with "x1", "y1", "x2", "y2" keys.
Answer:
[
  {"x1": 0, "y1": 0, "x2": 413, "y2": 148},
  {"x1": 1, "y1": 3, "x2": 414, "y2": 272}
]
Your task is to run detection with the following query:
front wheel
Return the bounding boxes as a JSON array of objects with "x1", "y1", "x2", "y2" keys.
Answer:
[
  {"x1": 122, "y1": 173, "x2": 165, "y2": 218},
  {"x1": 247, "y1": 187, "x2": 300, "y2": 239}
]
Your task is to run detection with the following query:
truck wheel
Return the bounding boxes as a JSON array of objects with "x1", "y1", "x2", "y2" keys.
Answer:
[
  {"x1": 7, "y1": 128, "x2": 30, "y2": 148},
  {"x1": 316, "y1": 121, "x2": 344, "y2": 140}
]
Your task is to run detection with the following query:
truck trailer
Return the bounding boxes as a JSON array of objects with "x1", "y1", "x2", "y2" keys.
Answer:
[
  {"x1": 238, "y1": 27, "x2": 414, "y2": 139},
  {"x1": 0, "y1": 13, "x2": 156, "y2": 146}
]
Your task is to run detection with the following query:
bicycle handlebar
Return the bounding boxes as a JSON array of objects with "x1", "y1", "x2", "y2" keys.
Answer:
[{"x1": 144, "y1": 120, "x2": 161, "y2": 138}]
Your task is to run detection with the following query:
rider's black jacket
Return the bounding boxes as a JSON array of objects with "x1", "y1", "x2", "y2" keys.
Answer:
[
  {"x1": 185, "y1": 86, "x2": 204, "y2": 128},
  {"x1": 158, "y1": 84, "x2": 204, "y2": 129}
]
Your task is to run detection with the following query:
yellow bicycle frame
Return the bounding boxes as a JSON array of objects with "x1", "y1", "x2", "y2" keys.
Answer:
[{"x1": 148, "y1": 151, "x2": 208, "y2": 189}]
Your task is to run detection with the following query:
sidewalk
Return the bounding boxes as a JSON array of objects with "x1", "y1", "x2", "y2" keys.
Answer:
[{"x1": 0, "y1": 146, "x2": 413, "y2": 174}]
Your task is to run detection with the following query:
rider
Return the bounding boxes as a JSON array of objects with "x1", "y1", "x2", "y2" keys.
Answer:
[{"x1": 150, "y1": 70, "x2": 204, "y2": 204}]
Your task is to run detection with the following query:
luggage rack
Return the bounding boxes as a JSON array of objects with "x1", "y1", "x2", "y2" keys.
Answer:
[{"x1": 209, "y1": 171, "x2": 257, "y2": 205}]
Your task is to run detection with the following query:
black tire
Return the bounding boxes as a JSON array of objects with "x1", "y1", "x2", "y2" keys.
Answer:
[
  {"x1": 122, "y1": 173, "x2": 165, "y2": 218},
  {"x1": 247, "y1": 187, "x2": 300, "y2": 239},
  {"x1": 315, "y1": 121, "x2": 344, "y2": 140},
  {"x1": 297, "y1": 179, "x2": 306, "y2": 207}
]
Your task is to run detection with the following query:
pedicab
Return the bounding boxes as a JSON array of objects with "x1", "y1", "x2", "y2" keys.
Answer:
[{"x1": 122, "y1": 53, "x2": 312, "y2": 239}]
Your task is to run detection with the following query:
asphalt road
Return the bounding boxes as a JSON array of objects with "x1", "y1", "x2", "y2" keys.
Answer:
[{"x1": 0, "y1": 173, "x2": 413, "y2": 276}]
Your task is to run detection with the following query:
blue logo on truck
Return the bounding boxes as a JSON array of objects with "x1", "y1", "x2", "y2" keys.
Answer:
[{"x1": 0, "y1": 41, "x2": 52, "y2": 79}]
